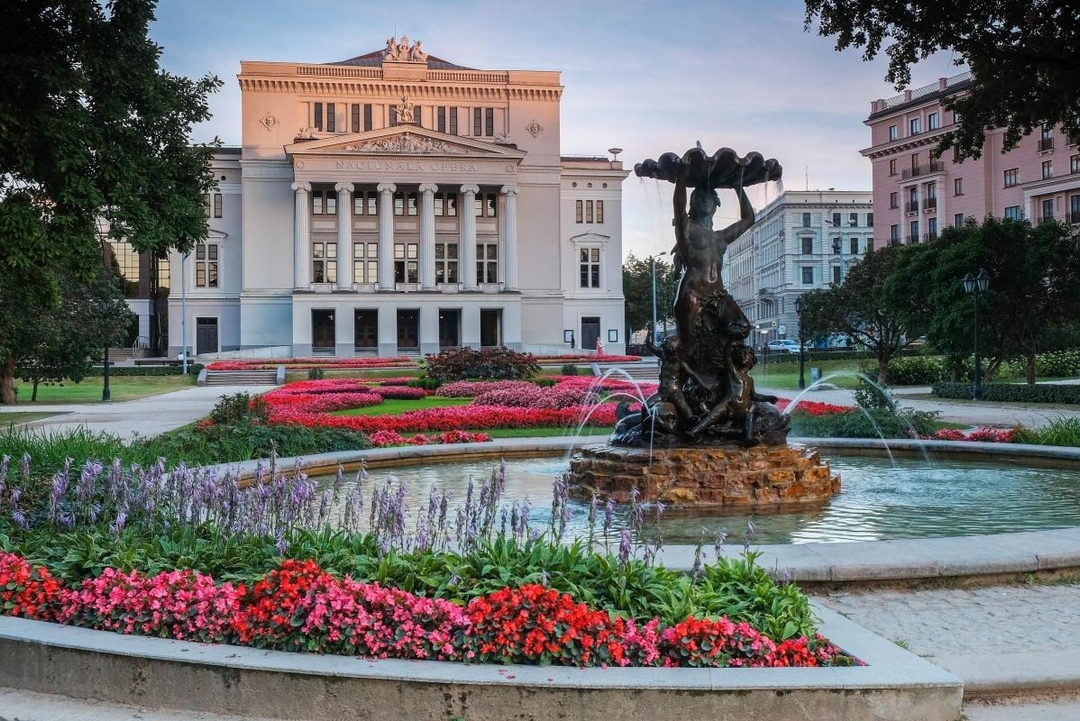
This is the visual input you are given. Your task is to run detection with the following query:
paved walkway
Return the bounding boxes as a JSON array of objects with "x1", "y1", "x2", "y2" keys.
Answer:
[{"x1": 0, "y1": 385, "x2": 265, "y2": 441}]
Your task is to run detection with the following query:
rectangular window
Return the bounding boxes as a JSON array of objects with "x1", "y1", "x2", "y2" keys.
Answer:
[
  {"x1": 394, "y1": 192, "x2": 404, "y2": 216},
  {"x1": 850, "y1": 237, "x2": 858, "y2": 255},
  {"x1": 326, "y1": 103, "x2": 336, "y2": 132},
  {"x1": 832, "y1": 266, "x2": 841, "y2": 285},
  {"x1": 831, "y1": 236, "x2": 840, "y2": 254},
  {"x1": 954, "y1": 178, "x2": 964, "y2": 196},
  {"x1": 802, "y1": 212, "x2": 811, "y2": 227},
  {"x1": 575, "y1": 200, "x2": 583, "y2": 223},
  {"x1": 889, "y1": 159, "x2": 897, "y2": 176},
  {"x1": 890, "y1": 224, "x2": 900, "y2": 241},
  {"x1": 351, "y1": 104, "x2": 360, "y2": 133},
  {"x1": 954, "y1": 213, "x2": 964, "y2": 228},
  {"x1": 312, "y1": 191, "x2": 324, "y2": 215},
  {"x1": 473, "y1": 107, "x2": 482, "y2": 136},
  {"x1": 928, "y1": 216, "x2": 938, "y2": 240},
  {"x1": 928, "y1": 112, "x2": 939, "y2": 130},
  {"x1": 311, "y1": 241, "x2": 337, "y2": 284},
  {"x1": 801, "y1": 237, "x2": 812, "y2": 254},
  {"x1": 194, "y1": 243, "x2": 219, "y2": 288},
  {"x1": 314, "y1": 102, "x2": 323, "y2": 131},
  {"x1": 437, "y1": 106, "x2": 446, "y2": 133},
  {"x1": 1004, "y1": 168, "x2": 1019, "y2": 187},
  {"x1": 325, "y1": 190, "x2": 337, "y2": 216},
  {"x1": 485, "y1": 107, "x2": 494, "y2": 136},
  {"x1": 213, "y1": 193, "x2": 222, "y2": 218},
  {"x1": 926, "y1": 182, "x2": 937, "y2": 200},
  {"x1": 953, "y1": 110, "x2": 962, "y2": 124},
  {"x1": 353, "y1": 242, "x2": 378, "y2": 284},
  {"x1": 393, "y1": 242, "x2": 419, "y2": 284},
  {"x1": 352, "y1": 191, "x2": 377, "y2": 216},
  {"x1": 866, "y1": 212, "x2": 874, "y2": 227},
  {"x1": 867, "y1": 239, "x2": 875, "y2": 253},
  {"x1": 585, "y1": 200, "x2": 594, "y2": 223},
  {"x1": 389, "y1": 106, "x2": 398, "y2": 127},
  {"x1": 596, "y1": 200, "x2": 604, "y2": 223},
  {"x1": 909, "y1": 117, "x2": 921, "y2": 136},
  {"x1": 888, "y1": 124, "x2": 898, "y2": 141},
  {"x1": 849, "y1": 212, "x2": 858, "y2": 227},
  {"x1": 1042, "y1": 160, "x2": 1053, "y2": 179},
  {"x1": 449, "y1": 107, "x2": 458, "y2": 135},
  {"x1": 1004, "y1": 205, "x2": 1022, "y2": 220},
  {"x1": 435, "y1": 242, "x2": 459, "y2": 284},
  {"x1": 1042, "y1": 198, "x2": 1054, "y2": 221},
  {"x1": 476, "y1": 193, "x2": 497, "y2": 218},
  {"x1": 1071, "y1": 194, "x2": 1080, "y2": 223},
  {"x1": 477, "y1": 243, "x2": 498, "y2": 284},
  {"x1": 579, "y1": 247, "x2": 601, "y2": 288},
  {"x1": 832, "y1": 212, "x2": 842, "y2": 228},
  {"x1": 911, "y1": 152, "x2": 919, "y2": 170},
  {"x1": 909, "y1": 220, "x2": 919, "y2": 243},
  {"x1": 363, "y1": 104, "x2": 373, "y2": 131},
  {"x1": 801, "y1": 266, "x2": 814, "y2": 284},
  {"x1": 406, "y1": 192, "x2": 417, "y2": 216},
  {"x1": 1072, "y1": 155, "x2": 1080, "y2": 174},
  {"x1": 889, "y1": 192, "x2": 898, "y2": 209}
]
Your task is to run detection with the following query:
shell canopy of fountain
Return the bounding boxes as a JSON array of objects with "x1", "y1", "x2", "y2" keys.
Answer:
[{"x1": 634, "y1": 147, "x2": 782, "y2": 189}]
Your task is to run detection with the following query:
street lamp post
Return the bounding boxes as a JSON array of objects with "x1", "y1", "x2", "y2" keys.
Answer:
[
  {"x1": 100, "y1": 299, "x2": 112, "y2": 403},
  {"x1": 181, "y1": 250, "x2": 189, "y2": 374},
  {"x1": 794, "y1": 295, "x2": 806, "y2": 389},
  {"x1": 961, "y1": 268, "x2": 991, "y2": 400},
  {"x1": 650, "y1": 255, "x2": 659, "y2": 346}
]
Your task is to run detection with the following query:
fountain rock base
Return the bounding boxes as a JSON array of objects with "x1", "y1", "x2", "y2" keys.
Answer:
[{"x1": 568, "y1": 443, "x2": 840, "y2": 506}]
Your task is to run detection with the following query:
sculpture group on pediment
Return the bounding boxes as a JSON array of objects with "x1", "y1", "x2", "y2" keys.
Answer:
[
  {"x1": 343, "y1": 133, "x2": 467, "y2": 155},
  {"x1": 384, "y1": 35, "x2": 428, "y2": 63}
]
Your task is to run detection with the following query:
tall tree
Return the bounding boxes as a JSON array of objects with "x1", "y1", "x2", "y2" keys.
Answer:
[
  {"x1": 797, "y1": 245, "x2": 923, "y2": 384},
  {"x1": 622, "y1": 253, "x2": 679, "y2": 339},
  {"x1": 0, "y1": 0, "x2": 220, "y2": 403},
  {"x1": 805, "y1": 0, "x2": 1080, "y2": 160}
]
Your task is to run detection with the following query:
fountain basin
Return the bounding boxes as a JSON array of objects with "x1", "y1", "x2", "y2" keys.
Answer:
[{"x1": 568, "y1": 442, "x2": 840, "y2": 505}]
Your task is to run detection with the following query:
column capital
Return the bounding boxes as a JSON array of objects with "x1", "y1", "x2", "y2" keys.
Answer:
[
  {"x1": 500, "y1": 185, "x2": 518, "y2": 196},
  {"x1": 334, "y1": 182, "x2": 354, "y2": 194},
  {"x1": 460, "y1": 184, "x2": 480, "y2": 195},
  {"x1": 377, "y1": 182, "x2": 397, "y2": 194},
  {"x1": 418, "y1": 183, "x2": 439, "y2": 194},
  {"x1": 291, "y1": 181, "x2": 312, "y2": 193}
]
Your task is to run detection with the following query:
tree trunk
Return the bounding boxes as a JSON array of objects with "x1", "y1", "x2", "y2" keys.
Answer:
[
  {"x1": 31, "y1": 378, "x2": 40, "y2": 402},
  {"x1": 876, "y1": 348, "x2": 890, "y2": 386},
  {"x1": 1026, "y1": 353, "x2": 1037, "y2": 385},
  {"x1": 0, "y1": 357, "x2": 17, "y2": 405}
]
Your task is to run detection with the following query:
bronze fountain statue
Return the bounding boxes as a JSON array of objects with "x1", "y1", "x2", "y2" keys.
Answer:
[{"x1": 568, "y1": 146, "x2": 839, "y2": 507}]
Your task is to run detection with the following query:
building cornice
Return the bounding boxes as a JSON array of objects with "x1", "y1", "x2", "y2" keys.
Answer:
[{"x1": 861, "y1": 127, "x2": 954, "y2": 159}]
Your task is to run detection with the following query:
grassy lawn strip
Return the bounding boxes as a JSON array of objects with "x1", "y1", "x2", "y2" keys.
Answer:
[
  {"x1": 11, "y1": 375, "x2": 195, "y2": 404},
  {"x1": 751, "y1": 359, "x2": 866, "y2": 391},
  {"x1": 0, "y1": 412, "x2": 62, "y2": 425},
  {"x1": 332, "y1": 396, "x2": 472, "y2": 416}
]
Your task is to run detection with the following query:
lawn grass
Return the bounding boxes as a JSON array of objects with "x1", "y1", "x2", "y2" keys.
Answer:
[
  {"x1": 11, "y1": 375, "x2": 195, "y2": 404},
  {"x1": 751, "y1": 359, "x2": 867, "y2": 391},
  {"x1": 0, "y1": 412, "x2": 61, "y2": 426},
  {"x1": 331, "y1": 396, "x2": 473, "y2": 416}
]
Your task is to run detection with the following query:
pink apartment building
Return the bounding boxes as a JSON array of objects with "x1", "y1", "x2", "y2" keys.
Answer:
[{"x1": 863, "y1": 72, "x2": 1080, "y2": 244}]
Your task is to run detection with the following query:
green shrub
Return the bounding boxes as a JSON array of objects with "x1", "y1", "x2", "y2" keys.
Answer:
[
  {"x1": 208, "y1": 392, "x2": 271, "y2": 425},
  {"x1": 1012, "y1": 417, "x2": 1080, "y2": 446},
  {"x1": 932, "y1": 382, "x2": 1080, "y2": 404},
  {"x1": 84, "y1": 366, "x2": 185, "y2": 377},
  {"x1": 189, "y1": 362, "x2": 204, "y2": 376},
  {"x1": 406, "y1": 378, "x2": 441, "y2": 391},
  {"x1": 862, "y1": 355, "x2": 949, "y2": 386},
  {"x1": 1036, "y1": 349, "x2": 1080, "y2": 378},
  {"x1": 423, "y1": 347, "x2": 540, "y2": 382},
  {"x1": 561, "y1": 363, "x2": 581, "y2": 376},
  {"x1": 307, "y1": 367, "x2": 325, "y2": 380},
  {"x1": 852, "y1": 379, "x2": 897, "y2": 412},
  {"x1": 789, "y1": 407, "x2": 938, "y2": 439}
]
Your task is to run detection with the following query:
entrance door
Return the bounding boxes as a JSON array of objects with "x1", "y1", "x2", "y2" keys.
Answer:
[
  {"x1": 196, "y1": 317, "x2": 218, "y2": 355},
  {"x1": 311, "y1": 309, "x2": 336, "y2": 354},
  {"x1": 397, "y1": 309, "x2": 419, "y2": 350},
  {"x1": 354, "y1": 309, "x2": 377, "y2": 351},
  {"x1": 480, "y1": 309, "x2": 501, "y2": 347},
  {"x1": 438, "y1": 309, "x2": 460, "y2": 348},
  {"x1": 581, "y1": 317, "x2": 600, "y2": 353}
]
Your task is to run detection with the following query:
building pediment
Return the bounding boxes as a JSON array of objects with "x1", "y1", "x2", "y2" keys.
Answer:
[
  {"x1": 285, "y1": 126, "x2": 526, "y2": 160},
  {"x1": 570, "y1": 232, "x2": 611, "y2": 245}
]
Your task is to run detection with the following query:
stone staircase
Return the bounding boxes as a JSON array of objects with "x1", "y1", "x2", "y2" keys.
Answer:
[{"x1": 203, "y1": 369, "x2": 279, "y2": 386}]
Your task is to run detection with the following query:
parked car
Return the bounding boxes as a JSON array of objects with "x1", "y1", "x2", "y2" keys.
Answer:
[{"x1": 764, "y1": 339, "x2": 802, "y2": 354}]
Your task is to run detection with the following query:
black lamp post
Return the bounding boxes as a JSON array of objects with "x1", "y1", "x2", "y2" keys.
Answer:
[
  {"x1": 100, "y1": 298, "x2": 112, "y2": 403},
  {"x1": 794, "y1": 295, "x2": 806, "y2": 390},
  {"x1": 961, "y1": 268, "x2": 991, "y2": 400}
]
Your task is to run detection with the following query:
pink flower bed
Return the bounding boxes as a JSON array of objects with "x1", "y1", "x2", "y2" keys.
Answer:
[
  {"x1": 0, "y1": 554, "x2": 845, "y2": 668},
  {"x1": 925, "y1": 426, "x2": 1015, "y2": 443},
  {"x1": 270, "y1": 404, "x2": 617, "y2": 434},
  {"x1": 471, "y1": 383, "x2": 599, "y2": 409},
  {"x1": 369, "y1": 430, "x2": 491, "y2": 447}
]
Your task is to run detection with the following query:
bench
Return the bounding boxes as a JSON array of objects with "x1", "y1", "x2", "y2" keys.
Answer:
[{"x1": 134, "y1": 359, "x2": 182, "y2": 367}]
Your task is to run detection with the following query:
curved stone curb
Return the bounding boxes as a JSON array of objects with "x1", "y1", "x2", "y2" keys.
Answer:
[{"x1": 0, "y1": 604, "x2": 962, "y2": 721}]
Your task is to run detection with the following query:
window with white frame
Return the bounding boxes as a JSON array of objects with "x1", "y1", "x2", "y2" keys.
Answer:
[
  {"x1": 954, "y1": 213, "x2": 964, "y2": 228},
  {"x1": 433, "y1": 192, "x2": 458, "y2": 217},
  {"x1": 801, "y1": 237, "x2": 813, "y2": 254},
  {"x1": 1003, "y1": 168, "x2": 1019, "y2": 187},
  {"x1": 909, "y1": 117, "x2": 921, "y2": 135},
  {"x1": 1072, "y1": 154, "x2": 1080, "y2": 174},
  {"x1": 579, "y1": 247, "x2": 601, "y2": 288},
  {"x1": 475, "y1": 193, "x2": 497, "y2": 218},
  {"x1": 435, "y1": 242, "x2": 459, "y2": 284},
  {"x1": 1042, "y1": 198, "x2": 1054, "y2": 221},
  {"x1": 312, "y1": 241, "x2": 336, "y2": 283},
  {"x1": 889, "y1": 158, "x2": 897, "y2": 175},
  {"x1": 195, "y1": 243, "x2": 219, "y2": 288},
  {"x1": 477, "y1": 243, "x2": 498, "y2": 284},
  {"x1": 954, "y1": 178, "x2": 964, "y2": 196},
  {"x1": 1042, "y1": 160, "x2": 1053, "y2": 180},
  {"x1": 352, "y1": 191, "x2": 378, "y2": 216},
  {"x1": 212, "y1": 193, "x2": 222, "y2": 218},
  {"x1": 928, "y1": 112, "x2": 939, "y2": 130},
  {"x1": 888, "y1": 125, "x2": 898, "y2": 141},
  {"x1": 353, "y1": 241, "x2": 378, "y2": 284},
  {"x1": 1004, "y1": 205, "x2": 1022, "y2": 220},
  {"x1": 393, "y1": 242, "x2": 418, "y2": 283},
  {"x1": 801, "y1": 266, "x2": 813, "y2": 284},
  {"x1": 312, "y1": 190, "x2": 336, "y2": 215}
]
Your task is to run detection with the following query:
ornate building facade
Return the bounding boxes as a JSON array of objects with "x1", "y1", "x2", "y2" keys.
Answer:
[{"x1": 169, "y1": 37, "x2": 627, "y2": 358}]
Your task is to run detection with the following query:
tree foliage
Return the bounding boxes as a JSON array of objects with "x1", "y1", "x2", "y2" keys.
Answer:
[
  {"x1": 622, "y1": 254, "x2": 679, "y2": 337},
  {"x1": 797, "y1": 245, "x2": 923, "y2": 384},
  {"x1": 0, "y1": 0, "x2": 220, "y2": 403},
  {"x1": 805, "y1": 0, "x2": 1080, "y2": 160}
]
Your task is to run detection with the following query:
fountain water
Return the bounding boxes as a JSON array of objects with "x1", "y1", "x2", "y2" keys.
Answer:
[{"x1": 569, "y1": 146, "x2": 840, "y2": 508}]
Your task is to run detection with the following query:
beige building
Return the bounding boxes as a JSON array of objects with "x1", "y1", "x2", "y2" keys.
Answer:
[{"x1": 169, "y1": 37, "x2": 628, "y2": 359}]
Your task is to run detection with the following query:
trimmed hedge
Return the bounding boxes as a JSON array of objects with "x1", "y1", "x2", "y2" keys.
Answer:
[
  {"x1": 932, "y1": 382, "x2": 1080, "y2": 404},
  {"x1": 86, "y1": 366, "x2": 184, "y2": 377}
]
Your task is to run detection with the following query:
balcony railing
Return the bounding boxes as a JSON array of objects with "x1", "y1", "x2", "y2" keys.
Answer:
[
  {"x1": 1070, "y1": 211, "x2": 1080, "y2": 224},
  {"x1": 900, "y1": 161, "x2": 945, "y2": 180},
  {"x1": 923, "y1": 232, "x2": 938, "y2": 242},
  {"x1": 906, "y1": 235, "x2": 920, "y2": 244},
  {"x1": 905, "y1": 201, "x2": 920, "y2": 213},
  {"x1": 1039, "y1": 138, "x2": 1055, "y2": 152},
  {"x1": 925, "y1": 197, "x2": 938, "y2": 210}
]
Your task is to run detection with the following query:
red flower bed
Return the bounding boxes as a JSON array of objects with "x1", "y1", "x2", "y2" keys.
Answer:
[
  {"x1": 271, "y1": 404, "x2": 617, "y2": 434},
  {"x1": 1, "y1": 553, "x2": 846, "y2": 668},
  {"x1": 368, "y1": 430, "x2": 491, "y2": 447},
  {"x1": 774, "y1": 399, "x2": 851, "y2": 416},
  {"x1": 925, "y1": 426, "x2": 1014, "y2": 443}
]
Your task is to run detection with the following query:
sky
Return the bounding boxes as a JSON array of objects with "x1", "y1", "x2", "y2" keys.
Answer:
[{"x1": 150, "y1": 0, "x2": 961, "y2": 260}]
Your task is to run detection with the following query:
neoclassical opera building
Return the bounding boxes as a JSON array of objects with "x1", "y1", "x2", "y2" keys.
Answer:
[{"x1": 167, "y1": 37, "x2": 628, "y2": 359}]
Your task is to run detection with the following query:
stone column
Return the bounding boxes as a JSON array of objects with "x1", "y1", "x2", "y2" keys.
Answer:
[
  {"x1": 935, "y1": 181, "x2": 946, "y2": 236},
  {"x1": 916, "y1": 183, "x2": 924, "y2": 242},
  {"x1": 460, "y1": 184, "x2": 479, "y2": 290},
  {"x1": 335, "y1": 182, "x2": 353, "y2": 291},
  {"x1": 418, "y1": 183, "x2": 439, "y2": 290},
  {"x1": 501, "y1": 185, "x2": 518, "y2": 291},
  {"x1": 377, "y1": 183, "x2": 396, "y2": 291},
  {"x1": 291, "y1": 181, "x2": 312, "y2": 289}
]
